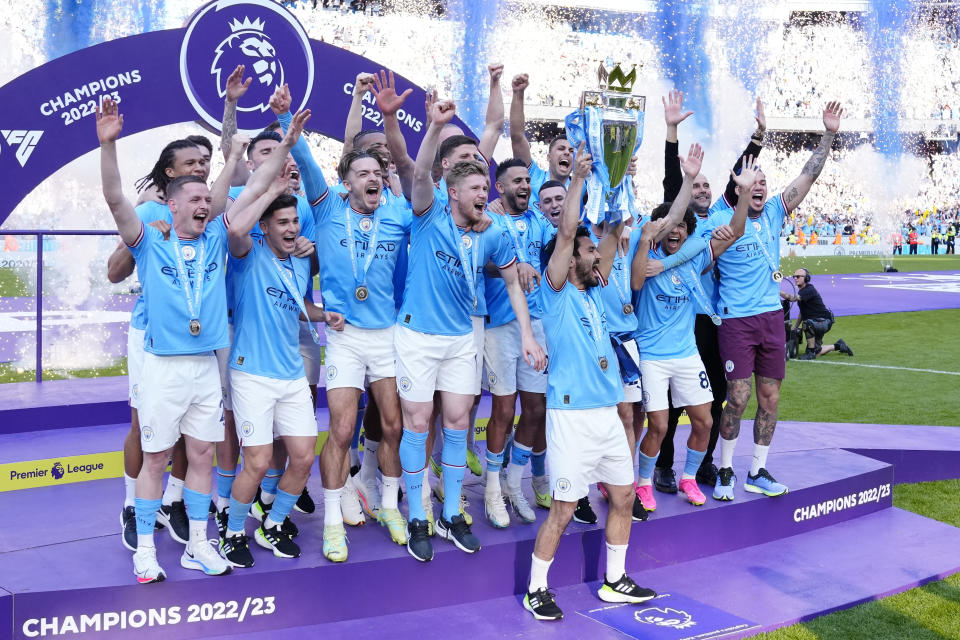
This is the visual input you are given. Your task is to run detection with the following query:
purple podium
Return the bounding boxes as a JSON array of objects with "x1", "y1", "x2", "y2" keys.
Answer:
[{"x1": 1, "y1": 381, "x2": 960, "y2": 639}]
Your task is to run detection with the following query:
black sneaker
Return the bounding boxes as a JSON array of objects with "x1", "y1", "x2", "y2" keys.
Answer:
[
  {"x1": 523, "y1": 587, "x2": 563, "y2": 621},
  {"x1": 121, "y1": 506, "x2": 137, "y2": 551},
  {"x1": 598, "y1": 574, "x2": 657, "y2": 603},
  {"x1": 437, "y1": 513, "x2": 481, "y2": 553},
  {"x1": 294, "y1": 487, "x2": 316, "y2": 514},
  {"x1": 407, "y1": 518, "x2": 434, "y2": 562},
  {"x1": 696, "y1": 462, "x2": 718, "y2": 487},
  {"x1": 215, "y1": 507, "x2": 229, "y2": 541},
  {"x1": 220, "y1": 533, "x2": 255, "y2": 568},
  {"x1": 835, "y1": 339, "x2": 853, "y2": 356},
  {"x1": 248, "y1": 496, "x2": 299, "y2": 538},
  {"x1": 798, "y1": 351, "x2": 817, "y2": 360},
  {"x1": 573, "y1": 496, "x2": 597, "y2": 524},
  {"x1": 653, "y1": 467, "x2": 678, "y2": 494},
  {"x1": 254, "y1": 523, "x2": 301, "y2": 559},
  {"x1": 631, "y1": 494, "x2": 648, "y2": 522},
  {"x1": 156, "y1": 501, "x2": 189, "y2": 544}
]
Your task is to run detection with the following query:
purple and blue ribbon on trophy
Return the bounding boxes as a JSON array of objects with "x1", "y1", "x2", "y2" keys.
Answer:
[{"x1": 565, "y1": 63, "x2": 646, "y2": 225}]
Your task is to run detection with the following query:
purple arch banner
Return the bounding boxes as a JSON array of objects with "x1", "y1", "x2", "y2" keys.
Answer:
[{"x1": 0, "y1": 0, "x2": 470, "y2": 226}]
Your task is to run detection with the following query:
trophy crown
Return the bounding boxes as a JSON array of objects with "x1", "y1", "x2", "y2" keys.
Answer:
[{"x1": 598, "y1": 62, "x2": 638, "y2": 94}]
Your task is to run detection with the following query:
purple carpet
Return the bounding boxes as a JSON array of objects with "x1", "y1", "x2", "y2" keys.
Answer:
[{"x1": 790, "y1": 270, "x2": 960, "y2": 317}]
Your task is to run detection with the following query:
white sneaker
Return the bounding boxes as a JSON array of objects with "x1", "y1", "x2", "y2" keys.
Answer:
[
  {"x1": 484, "y1": 488, "x2": 510, "y2": 529},
  {"x1": 356, "y1": 476, "x2": 381, "y2": 519},
  {"x1": 133, "y1": 545, "x2": 166, "y2": 584},
  {"x1": 181, "y1": 539, "x2": 231, "y2": 576},
  {"x1": 506, "y1": 489, "x2": 537, "y2": 524},
  {"x1": 341, "y1": 475, "x2": 366, "y2": 526}
]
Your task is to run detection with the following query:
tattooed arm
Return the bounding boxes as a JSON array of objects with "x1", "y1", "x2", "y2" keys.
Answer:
[{"x1": 781, "y1": 101, "x2": 843, "y2": 213}]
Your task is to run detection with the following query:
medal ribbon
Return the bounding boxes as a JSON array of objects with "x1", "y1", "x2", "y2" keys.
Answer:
[
  {"x1": 751, "y1": 218, "x2": 781, "y2": 277},
  {"x1": 344, "y1": 209, "x2": 381, "y2": 291},
  {"x1": 610, "y1": 254, "x2": 631, "y2": 310},
  {"x1": 170, "y1": 235, "x2": 207, "y2": 324},
  {"x1": 578, "y1": 290, "x2": 608, "y2": 368},
  {"x1": 271, "y1": 255, "x2": 320, "y2": 344},
  {"x1": 674, "y1": 265, "x2": 719, "y2": 320},
  {"x1": 450, "y1": 214, "x2": 480, "y2": 310},
  {"x1": 501, "y1": 213, "x2": 529, "y2": 262}
]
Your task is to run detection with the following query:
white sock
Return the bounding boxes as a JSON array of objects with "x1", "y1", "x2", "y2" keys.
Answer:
[
  {"x1": 264, "y1": 515, "x2": 282, "y2": 530},
  {"x1": 485, "y1": 468, "x2": 502, "y2": 495},
  {"x1": 720, "y1": 436, "x2": 738, "y2": 469},
  {"x1": 324, "y1": 488, "x2": 343, "y2": 527},
  {"x1": 605, "y1": 542, "x2": 627, "y2": 583},
  {"x1": 137, "y1": 533, "x2": 155, "y2": 549},
  {"x1": 381, "y1": 476, "x2": 400, "y2": 510},
  {"x1": 751, "y1": 444, "x2": 769, "y2": 476},
  {"x1": 162, "y1": 476, "x2": 184, "y2": 507},
  {"x1": 216, "y1": 495, "x2": 230, "y2": 511},
  {"x1": 188, "y1": 519, "x2": 207, "y2": 549},
  {"x1": 637, "y1": 476, "x2": 652, "y2": 487},
  {"x1": 261, "y1": 490, "x2": 276, "y2": 505},
  {"x1": 226, "y1": 526, "x2": 244, "y2": 538},
  {"x1": 360, "y1": 439, "x2": 380, "y2": 487},
  {"x1": 528, "y1": 553, "x2": 553, "y2": 592},
  {"x1": 123, "y1": 474, "x2": 137, "y2": 508}
]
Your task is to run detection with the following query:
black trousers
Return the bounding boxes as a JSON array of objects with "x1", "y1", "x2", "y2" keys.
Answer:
[
  {"x1": 909, "y1": 244, "x2": 918, "y2": 254},
  {"x1": 656, "y1": 314, "x2": 727, "y2": 469}
]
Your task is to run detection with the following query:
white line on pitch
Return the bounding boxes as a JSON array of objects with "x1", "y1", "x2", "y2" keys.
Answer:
[{"x1": 798, "y1": 360, "x2": 960, "y2": 376}]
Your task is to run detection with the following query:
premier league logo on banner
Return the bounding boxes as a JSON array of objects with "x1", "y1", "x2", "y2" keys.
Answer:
[{"x1": 180, "y1": 0, "x2": 315, "y2": 132}]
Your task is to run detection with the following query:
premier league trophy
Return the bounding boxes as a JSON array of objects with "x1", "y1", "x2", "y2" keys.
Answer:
[{"x1": 565, "y1": 63, "x2": 646, "y2": 224}]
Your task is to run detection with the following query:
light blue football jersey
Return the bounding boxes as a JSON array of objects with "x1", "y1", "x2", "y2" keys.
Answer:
[
  {"x1": 484, "y1": 209, "x2": 551, "y2": 326},
  {"x1": 129, "y1": 201, "x2": 173, "y2": 331},
  {"x1": 397, "y1": 197, "x2": 516, "y2": 336},
  {"x1": 128, "y1": 217, "x2": 229, "y2": 355},
  {"x1": 541, "y1": 272, "x2": 623, "y2": 410},
  {"x1": 228, "y1": 239, "x2": 311, "y2": 379}
]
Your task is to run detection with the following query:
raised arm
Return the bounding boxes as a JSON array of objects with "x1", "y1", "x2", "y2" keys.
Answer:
[
  {"x1": 372, "y1": 69, "x2": 415, "y2": 198},
  {"x1": 478, "y1": 63, "x2": 504, "y2": 162},
  {"x1": 782, "y1": 101, "x2": 843, "y2": 213},
  {"x1": 711, "y1": 155, "x2": 758, "y2": 256},
  {"x1": 655, "y1": 143, "x2": 704, "y2": 243},
  {"x1": 723, "y1": 98, "x2": 765, "y2": 207},
  {"x1": 107, "y1": 241, "x2": 135, "y2": 283},
  {"x1": 662, "y1": 89, "x2": 692, "y2": 202},
  {"x1": 500, "y1": 263, "x2": 546, "y2": 371},
  {"x1": 97, "y1": 99, "x2": 142, "y2": 246},
  {"x1": 509, "y1": 74, "x2": 532, "y2": 167},
  {"x1": 545, "y1": 142, "x2": 588, "y2": 287},
  {"x1": 220, "y1": 65, "x2": 253, "y2": 187},
  {"x1": 271, "y1": 86, "x2": 327, "y2": 203},
  {"x1": 232, "y1": 109, "x2": 311, "y2": 215},
  {"x1": 630, "y1": 220, "x2": 665, "y2": 290},
  {"x1": 209, "y1": 133, "x2": 249, "y2": 218},
  {"x1": 412, "y1": 99, "x2": 456, "y2": 213},
  {"x1": 342, "y1": 72, "x2": 376, "y2": 157},
  {"x1": 596, "y1": 220, "x2": 626, "y2": 280},
  {"x1": 227, "y1": 166, "x2": 290, "y2": 258}
]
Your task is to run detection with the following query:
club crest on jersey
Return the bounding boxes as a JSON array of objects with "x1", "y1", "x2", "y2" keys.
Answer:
[
  {"x1": 240, "y1": 421, "x2": 254, "y2": 437},
  {"x1": 461, "y1": 235, "x2": 473, "y2": 249},
  {"x1": 141, "y1": 426, "x2": 155, "y2": 442},
  {"x1": 670, "y1": 273, "x2": 682, "y2": 286},
  {"x1": 399, "y1": 376, "x2": 412, "y2": 392},
  {"x1": 326, "y1": 365, "x2": 338, "y2": 380},
  {"x1": 180, "y1": 0, "x2": 314, "y2": 132},
  {"x1": 515, "y1": 219, "x2": 527, "y2": 232},
  {"x1": 752, "y1": 221, "x2": 762, "y2": 232},
  {"x1": 555, "y1": 478, "x2": 571, "y2": 493},
  {"x1": 359, "y1": 216, "x2": 373, "y2": 232},
  {"x1": 182, "y1": 245, "x2": 196, "y2": 261}
]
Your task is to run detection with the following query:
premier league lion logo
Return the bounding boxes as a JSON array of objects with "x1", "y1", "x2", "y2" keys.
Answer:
[
  {"x1": 634, "y1": 606, "x2": 696, "y2": 630},
  {"x1": 51, "y1": 462, "x2": 65, "y2": 480},
  {"x1": 211, "y1": 17, "x2": 283, "y2": 113},
  {"x1": 180, "y1": 0, "x2": 314, "y2": 132}
]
